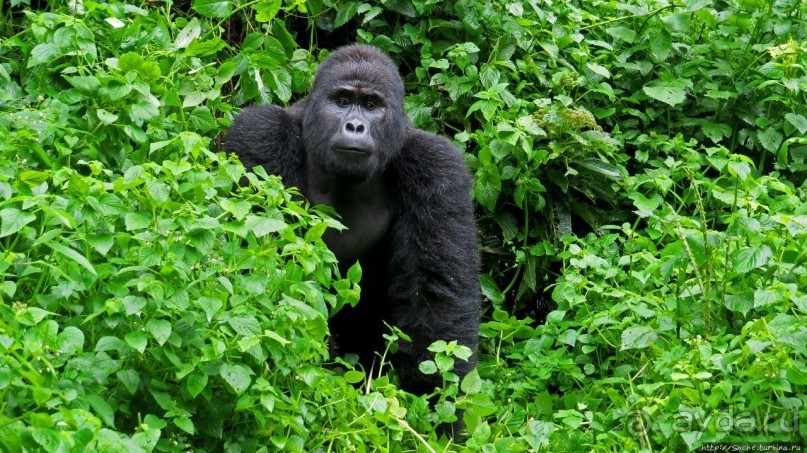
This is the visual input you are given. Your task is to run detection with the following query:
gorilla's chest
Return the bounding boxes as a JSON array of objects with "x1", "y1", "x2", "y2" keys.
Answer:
[{"x1": 306, "y1": 177, "x2": 393, "y2": 264}]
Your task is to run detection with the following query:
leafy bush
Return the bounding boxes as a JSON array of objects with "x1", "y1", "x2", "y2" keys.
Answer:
[{"x1": 1, "y1": 0, "x2": 805, "y2": 451}]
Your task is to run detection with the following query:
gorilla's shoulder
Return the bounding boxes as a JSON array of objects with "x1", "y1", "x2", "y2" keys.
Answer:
[
  {"x1": 398, "y1": 129, "x2": 471, "y2": 182},
  {"x1": 224, "y1": 104, "x2": 304, "y2": 185},
  {"x1": 394, "y1": 128, "x2": 472, "y2": 200}
]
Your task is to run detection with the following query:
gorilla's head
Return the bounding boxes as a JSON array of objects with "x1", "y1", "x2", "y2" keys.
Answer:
[{"x1": 302, "y1": 45, "x2": 409, "y2": 181}]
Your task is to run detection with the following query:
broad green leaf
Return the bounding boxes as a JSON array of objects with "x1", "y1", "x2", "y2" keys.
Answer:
[
  {"x1": 147, "y1": 319, "x2": 172, "y2": 346},
  {"x1": 220, "y1": 363, "x2": 252, "y2": 395},
  {"x1": 86, "y1": 234, "x2": 114, "y2": 255},
  {"x1": 174, "y1": 417, "x2": 195, "y2": 435},
  {"x1": 56, "y1": 327, "x2": 84, "y2": 355},
  {"x1": 461, "y1": 368, "x2": 482, "y2": 394},
  {"x1": 47, "y1": 242, "x2": 97, "y2": 275},
  {"x1": 116, "y1": 369, "x2": 141, "y2": 395},
  {"x1": 785, "y1": 113, "x2": 807, "y2": 134},
  {"x1": 175, "y1": 18, "x2": 201, "y2": 48},
  {"x1": 244, "y1": 215, "x2": 286, "y2": 237},
  {"x1": 642, "y1": 79, "x2": 689, "y2": 106},
  {"x1": 186, "y1": 372, "x2": 208, "y2": 397},
  {"x1": 253, "y1": 0, "x2": 282, "y2": 22},
  {"x1": 125, "y1": 331, "x2": 148, "y2": 353},
  {"x1": 192, "y1": 0, "x2": 231, "y2": 18},
  {"x1": 0, "y1": 208, "x2": 36, "y2": 237},
  {"x1": 731, "y1": 246, "x2": 772, "y2": 274},
  {"x1": 125, "y1": 212, "x2": 150, "y2": 231},
  {"x1": 758, "y1": 127, "x2": 783, "y2": 153},
  {"x1": 28, "y1": 43, "x2": 62, "y2": 67},
  {"x1": 87, "y1": 395, "x2": 116, "y2": 427},
  {"x1": 620, "y1": 326, "x2": 658, "y2": 350}
]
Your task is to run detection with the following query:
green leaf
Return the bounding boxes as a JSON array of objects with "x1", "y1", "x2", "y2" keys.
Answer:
[
  {"x1": 174, "y1": 417, "x2": 195, "y2": 434},
  {"x1": 196, "y1": 296, "x2": 223, "y2": 322},
  {"x1": 186, "y1": 372, "x2": 208, "y2": 398},
  {"x1": 585, "y1": 62, "x2": 610, "y2": 79},
  {"x1": 192, "y1": 0, "x2": 231, "y2": 18},
  {"x1": 461, "y1": 368, "x2": 482, "y2": 394},
  {"x1": 56, "y1": 327, "x2": 84, "y2": 355},
  {"x1": 220, "y1": 363, "x2": 253, "y2": 395},
  {"x1": 785, "y1": 113, "x2": 807, "y2": 134},
  {"x1": 731, "y1": 246, "x2": 772, "y2": 274},
  {"x1": 46, "y1": 242, "x2": 97, "y2": 275},
  {"x1": 758, "y1": 127, "x2": 783, "y2": 153},
  {"x1": 189, "y1": 107, "x2": 217, "y2": 132},
  {"x1": 419, "y1": 360, "x2": 438, "y2": 375},
  {"x1": 244, "y1": 215, "x2": 286, "y2": 237},
  {"x1": 147, "y1": 319, "x2": 172, "y2": 346},
  {"x1": 344, "y1": 370, "x2": 365, "y2": 384},
  {"x1": 88, "y1": 395, "x2": 116, "y2": 427},
  {"x1": 32, "y1": 428, "x2": 61, "y2": 451},
  {"x1": 129, "y1": 102, "x2": 159, "y2": 124},
  {"x1": 116, "y1": 369, "x2": 141, "y2": 395},
  {"x1": 125, "y1": 212, "x2": 150, "y2": 231},
  {"x1": 86, "y1": 234, "x2": 114, "y2": 256},
  {"x1": 68, "y1": 75, "x2": 101, "y2": 93},
  {"x1": 0, "y1": 208, "x2": 37, "y2": 237},
  {"x1": 253, "y1": 0, "x2": 282, "y2": 22},
  {"x1": 28, "y1": 43, "x2": 62, "y2": 67},
  {"x1": 620, "y1": 326, "x2": 658, "y2": 350},
  {"x1": 642, "y1": 79, "x2": 689, "y2": 106},
  {"x1": 125, "y1": 331, "x2": 148, "y2": 353},
  {"x1": 335, "y1": 1, "x2": 360, "y2": 28}
]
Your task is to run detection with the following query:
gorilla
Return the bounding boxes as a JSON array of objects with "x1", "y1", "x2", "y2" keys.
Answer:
[{"x1": 225, "y1": 45, "x2": 480, "y2": 398}]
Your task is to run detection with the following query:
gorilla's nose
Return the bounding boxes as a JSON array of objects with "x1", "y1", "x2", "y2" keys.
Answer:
[{"x1": 344, "y1": 119, "x2": 367, "y2": 136}]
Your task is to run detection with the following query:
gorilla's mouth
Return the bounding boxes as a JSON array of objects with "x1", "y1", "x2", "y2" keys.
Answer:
[{"x1": 333, "y1": 146, "x2": 372, "y2": 156}]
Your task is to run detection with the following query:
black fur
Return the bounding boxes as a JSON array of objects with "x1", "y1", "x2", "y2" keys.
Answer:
[{"x1": 225, "y1": 45, "x2": 480, "y2": 400}]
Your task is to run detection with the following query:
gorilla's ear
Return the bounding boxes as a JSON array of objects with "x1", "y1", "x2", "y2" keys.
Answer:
[{"x1": 224, "y1": 104, "x2": 304, "y2": 183}]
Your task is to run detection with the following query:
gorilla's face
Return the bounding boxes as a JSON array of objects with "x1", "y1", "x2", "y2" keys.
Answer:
[{"x1": 303, "y1": 46, "x2": 409, "y2": 181}]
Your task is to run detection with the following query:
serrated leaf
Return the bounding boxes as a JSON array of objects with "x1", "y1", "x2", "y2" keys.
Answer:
[
  {"x1": 47, "y1": 242, "x2": 97, "y2": 275},
  {"x1": 620, "y1": 326, "x2": 657, "y2": 350},
  {"x1": 785, "y1": 113, "x2": 807, "y2": 134},
  {"x1": 244, "y1": 215, "x2": 286, "y2": 237},
  {"x1": 186, "y1": 372, "x2": 208, "y2": 397},
  {"x1": 125, "y1": 331, "x2": 148, "y2": 353},
  {"x1": 642, "y1": 80, "x2": 688, "y2": 106},
  {"x1": 147, "y1": 319, "x2": 172, "y2": 346},
  {"x1": 175, "y1": 18, "x2": 201, "y2": 48},
  {"x1": 731, "y1": 245, "x2": 772, "y2": 274},
  {"x1": 87, "y1": 234, "x2": 114, "y2": 255},
  {"x1": 460, "y1": 368, "x2": 482, "y2": 394},
  {"x1": 116, "y1": 369, "x2": 140, "y2": 395},
  {"x1": 88, "y1": 395, "x2": 116, "y2": 427},
  {"x1": 335, "y1": 2, "x2": 360, "y2": 28},
  {"x1": 254, "y1": 0, "x2": 282, "y2": 22},
  {"x1": 174, "y1": 417, "x2": 195, "y2": 434},
  {"x1": 28, "y1": 43, "x2": 62, "y2": 67},
  {"x1": 586, "y1": 62, "x2": 610, "y2": 79},
  {"x1": 196, "y1": 296, "x2": 222, "y2": 322},
  {"x1": 129, "y1": 102, "x2": 159, "y2": 124},
  {"x1": 758, "y1": 127, "x2": 783, "y2": 153},
  {"x1": 220, "y1": 363, "x2": 252, "y2": 395},
  {"x1": 192, "y1": 0, "x2": 231, "y2": 18},
  {"x1": 56, "y1": 327, "x2": 84, "y2": 355},
  {"x1": 0, "y1": 208, "x2": 37, "y2": 237},
  {"x1": 125, "y1": 212, "x2": 150, "y2": 231},
  {"x1": 419, "y1": 360, "x2": 438, "y2": 375}
]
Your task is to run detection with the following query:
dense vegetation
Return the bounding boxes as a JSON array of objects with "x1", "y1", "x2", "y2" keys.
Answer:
[{"x1": 1, "y1": 0, "x2": 805, "y2": 451}]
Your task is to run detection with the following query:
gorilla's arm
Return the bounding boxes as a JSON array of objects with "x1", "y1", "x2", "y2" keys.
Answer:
[
  {"x1": 224, "y1": 103, "x2": 306, "y2": 189},
  {"x1": 388, "y1": 129, "x2": 481, "y2": 393}
]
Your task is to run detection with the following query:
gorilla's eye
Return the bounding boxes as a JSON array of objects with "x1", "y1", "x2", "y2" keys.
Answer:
[
  {"x1": 336, "y1": 97, "x2": 350, "y2": 106},
  {"x1": 363, "y1": 101, "x2": 376, "y2": 110}
]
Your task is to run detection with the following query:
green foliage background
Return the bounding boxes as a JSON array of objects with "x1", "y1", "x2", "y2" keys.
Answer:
[{"x1": 0, "y1": 0, "x2": 805, "y2": 451}]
